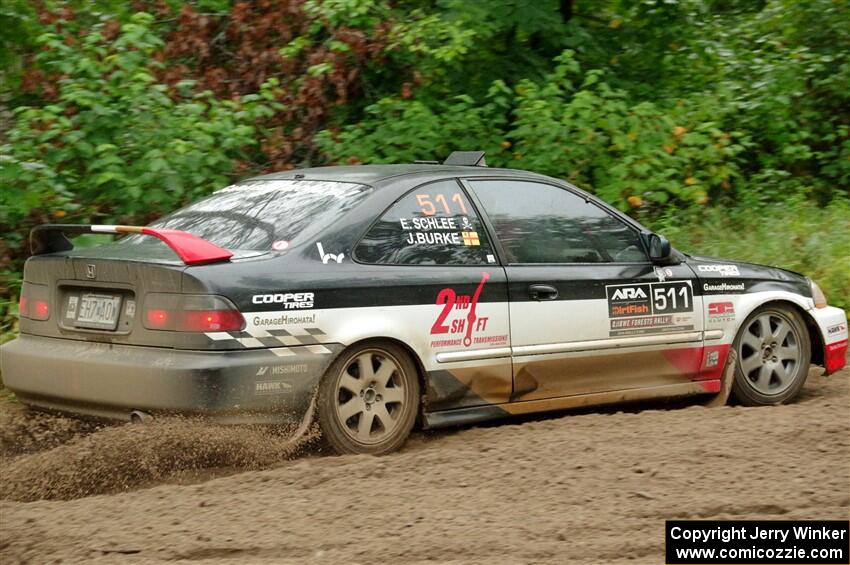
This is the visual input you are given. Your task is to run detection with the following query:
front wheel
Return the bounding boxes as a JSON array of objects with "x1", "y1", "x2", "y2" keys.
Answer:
[
  {"x1": 731, "y1": 304, "x2": 811, "y2": 406},
  {"x1": 317, "y1": 342, "x2": 420, "y2": 455}
]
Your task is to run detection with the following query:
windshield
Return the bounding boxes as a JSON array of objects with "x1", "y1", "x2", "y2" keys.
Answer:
[{"x1": 117, "y1": 179, "x2": 372, "y2": 256}]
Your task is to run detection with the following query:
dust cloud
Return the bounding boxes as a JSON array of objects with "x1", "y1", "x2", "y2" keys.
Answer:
[{"x1": 1, "y1": 405, "x2": 317, "y2": 502}]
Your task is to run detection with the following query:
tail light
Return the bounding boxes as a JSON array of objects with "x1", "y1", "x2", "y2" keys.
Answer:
[
  {"x1": 33, "y1": 300, "x2": 50, "y2": 320},
  {"x1": 181, "y1": 310, "x2": 245, "y2": 332},
  {"x1": 142, "y1": 294, "x2": 244, "y2": 332},
  {"x1": 19, "y1": 283, "x2": 50, "y2": 321},
  {"x1": 146, "y1": 309, "x2": 170, "y2": 329}
]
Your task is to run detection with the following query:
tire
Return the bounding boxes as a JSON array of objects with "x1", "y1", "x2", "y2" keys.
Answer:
[
  {"x1": 317, "y1": 341, "x2": 420, "y2": 455},
  {"x1": 731, "y1": 304, "x2": 811, "y2": 406}
]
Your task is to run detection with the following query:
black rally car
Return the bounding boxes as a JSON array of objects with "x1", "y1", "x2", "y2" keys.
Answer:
[{"x1": 2, "y1": 152, "x2": 847, "y2": 454}]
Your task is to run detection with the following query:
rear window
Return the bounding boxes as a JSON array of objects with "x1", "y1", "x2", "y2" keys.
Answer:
[{"x1": 119, "y1": 180, "x2": 372, "y2": 256}]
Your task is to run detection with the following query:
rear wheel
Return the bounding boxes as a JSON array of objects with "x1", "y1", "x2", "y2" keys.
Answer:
[
  {"x1": 317, "y1": 342, "x2": 419, "y2": 455},
  {"x1": 731, "y1": 304, "x2": 810, "y2": 405}
]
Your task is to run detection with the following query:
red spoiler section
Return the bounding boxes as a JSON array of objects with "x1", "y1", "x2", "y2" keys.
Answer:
[{"x1": 30, "y1": 224, "x2": 233, "y2": 266}]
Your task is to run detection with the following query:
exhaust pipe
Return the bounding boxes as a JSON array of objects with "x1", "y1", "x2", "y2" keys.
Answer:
[{"x1": 130, "y1": 410, "x2": 154, "y2": 424}]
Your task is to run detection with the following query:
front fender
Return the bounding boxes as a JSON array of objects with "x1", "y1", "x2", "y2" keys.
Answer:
[{"x1": 706, "y1": 290, "x2": 846, "y2": 375}]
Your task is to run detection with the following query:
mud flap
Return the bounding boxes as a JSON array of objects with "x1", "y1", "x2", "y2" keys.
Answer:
[
  {"x1": 702, "y1": 349, "x2": 737, "y2": 407},
  {"x1": 286, "y1": 389, "x2": 318, "y2": 443}
]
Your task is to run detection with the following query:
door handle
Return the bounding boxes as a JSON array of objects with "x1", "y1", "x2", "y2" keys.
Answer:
[{"x1": 528, "y1": 284, "x2": 559, "y2": 301}]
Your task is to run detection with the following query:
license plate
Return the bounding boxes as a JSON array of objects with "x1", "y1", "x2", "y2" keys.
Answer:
[{"x1": 74, "y1": 293, "x2": 122, "y2": 330}]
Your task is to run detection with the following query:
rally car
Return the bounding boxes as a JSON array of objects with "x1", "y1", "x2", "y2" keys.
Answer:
[{"x1": 2, "y1": 151, "x2": 847, "y2": 454}]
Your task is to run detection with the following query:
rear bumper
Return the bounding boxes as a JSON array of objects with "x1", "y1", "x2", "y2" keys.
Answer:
[{"x1": 0, "y1": 335, "x2": 341, "y2": 423}]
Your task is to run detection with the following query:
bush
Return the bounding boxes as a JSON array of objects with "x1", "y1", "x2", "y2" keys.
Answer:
[
  {"x1": 318, "y1": 50, "x2": 745, "y2": 212},
  {"x1": 0, "y1": 12, "x2": 277, "y2": 229}
]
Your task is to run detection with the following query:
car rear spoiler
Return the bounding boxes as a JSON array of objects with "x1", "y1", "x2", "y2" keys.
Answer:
[{"x1": 30, "y1": 224, "x2": 233, "y2": 266}]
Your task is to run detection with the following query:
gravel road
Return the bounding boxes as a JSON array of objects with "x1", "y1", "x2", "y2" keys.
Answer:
[{"x1": 1, "y1": 360, "x2": 848, "y2": 564}]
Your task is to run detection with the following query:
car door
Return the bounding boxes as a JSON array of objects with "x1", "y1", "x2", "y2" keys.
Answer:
[
  {"x1": 353, "y1": 178, "x2": 512, "y2": 411},
  {"x1": 464, "y1": 178, "x2": 704, "y2": 401}
]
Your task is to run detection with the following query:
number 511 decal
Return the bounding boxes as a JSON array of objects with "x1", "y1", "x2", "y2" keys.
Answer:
[
  {"x1": 416, "y1": 192, "x2": 468, "y2": 216},
  {"x1": 606, "y1": 280, "x2": 693, "y2": 318}
]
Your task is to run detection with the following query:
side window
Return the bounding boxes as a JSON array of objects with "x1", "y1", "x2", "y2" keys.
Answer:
[
  {"x1": 469, "y1": 179, "x2": 647, "y2": 264},
  {"x1": 356, "y1": 180, "x2": 495, "y2": 265}
]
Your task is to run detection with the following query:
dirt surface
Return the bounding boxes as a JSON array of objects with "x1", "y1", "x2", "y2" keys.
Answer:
[{"x1": 1, "y1": 362, "x2": 848, "y2": 564}]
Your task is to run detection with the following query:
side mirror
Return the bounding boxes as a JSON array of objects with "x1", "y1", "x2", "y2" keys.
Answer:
[{"x1": 645, "y1": 233, "x2": 672, "y2": 263}]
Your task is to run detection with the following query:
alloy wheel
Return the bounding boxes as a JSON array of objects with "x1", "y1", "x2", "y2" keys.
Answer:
[
  {"x1": 334, "y1": 349, "x2": 408, "y2": 445},
  {"x1": 737, "y1": 311, "x2": 802, "y2": 396}
]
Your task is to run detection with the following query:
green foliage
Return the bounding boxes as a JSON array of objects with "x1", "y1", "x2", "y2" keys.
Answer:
[
  {"x1": 303, "y1": 0, "x2": 389, "y2": 28},
  {"x1": 0, "y1": 12, "x2": 278, "y2": 228},
  {"x1": 387, "y1": 0, "x2": 573, "y2": 95},
  {"x1": 0, "y1": 1, "x2": 38, "y2": 86},
  {"x1": 319, "y1": 51, "x2": 744, "y2": 211},
  {"x1": 508, "y1": 54, "x2": 745, "y2": 210},
  {"x1": 651, "y1": 197, "x2": 850, "y2": 312},
  {"x1": 696, "y1": 0, "x2": 850, "y2": 203},
  {"x1": 317, "y1": 81, "x2": 512, "y2": 163},
  {"x1": 0, "y1": 293, "x2": 19, "y2": 349}
]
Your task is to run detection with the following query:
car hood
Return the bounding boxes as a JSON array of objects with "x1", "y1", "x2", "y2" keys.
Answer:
[{"x1": 684, "y1": 254, "x2": 811, "y2": 296}]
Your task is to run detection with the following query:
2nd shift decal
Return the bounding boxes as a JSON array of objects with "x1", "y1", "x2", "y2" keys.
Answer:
[
  {"x1": 606, "y1": 280, "x2": 695, "y2": 336},
  {"x1": 430, "y1": 272, "x2": 508, "y2": 349}
]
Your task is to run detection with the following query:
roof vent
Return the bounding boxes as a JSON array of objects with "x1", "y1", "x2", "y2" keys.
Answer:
[{"x1": 443, "y1": 151, "x2": 487, "y2": 167}]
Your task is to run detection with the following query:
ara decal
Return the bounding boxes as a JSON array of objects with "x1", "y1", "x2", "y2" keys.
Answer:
[{"x1": 606, "y1": 281, "x2": 695, "y2": 336}]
